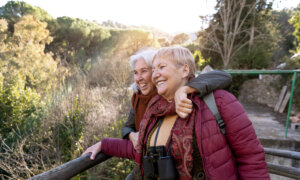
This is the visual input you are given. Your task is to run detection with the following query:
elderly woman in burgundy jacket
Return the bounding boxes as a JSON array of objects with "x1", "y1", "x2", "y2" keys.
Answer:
[
  {"x1": 122, "y1": 49, "x2": 232, "y2": 150},
  {"x1": 84, "y1": 47, "x2": 269, "y2": 180}
]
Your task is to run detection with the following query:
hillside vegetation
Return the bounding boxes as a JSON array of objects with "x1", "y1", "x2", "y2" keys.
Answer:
[{"x1": 0, "y1": 1, "x2": 299, "y2": 179}]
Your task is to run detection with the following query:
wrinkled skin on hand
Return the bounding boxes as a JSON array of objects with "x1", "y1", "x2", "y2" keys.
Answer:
[
  {"x1": 82, "y1": 141, "x2": 102, "y2": 160},
  {"x1": 174, "y1": 86, "x2": 196, "y2": 118}
]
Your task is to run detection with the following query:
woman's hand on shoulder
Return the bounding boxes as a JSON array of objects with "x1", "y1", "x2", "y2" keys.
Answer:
[
  {"x1": 82, "y1": 141, "x2": 102, "y2": 160},
  {"x1": 175, "y1": 86, "x2": 195, "y2": 118}
]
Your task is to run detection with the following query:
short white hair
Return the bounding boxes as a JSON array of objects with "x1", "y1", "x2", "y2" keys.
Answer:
[
  {"x1": 129, "y1": 48, "x2": 157, "y2": 70},
  {"x1": 129, "y1": 48, "x2": 157, "y2": 93}
]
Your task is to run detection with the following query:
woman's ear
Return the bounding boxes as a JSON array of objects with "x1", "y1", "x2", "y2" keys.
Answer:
[{"x1": 181, "y1": 64, "x2": 190, "y2": 78}]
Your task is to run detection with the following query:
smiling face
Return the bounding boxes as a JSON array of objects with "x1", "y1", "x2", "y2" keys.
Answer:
[
  {"x1": 133, "y1": 58, "x2": 155, "y2": 95},
  {"x1": 152, "y1": 57, "x2": 189, "y2": 101}
]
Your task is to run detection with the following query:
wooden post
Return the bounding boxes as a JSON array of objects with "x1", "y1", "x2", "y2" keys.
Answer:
[
  {"x1": 274, "y1": 85, "x2": 287, "y2": 112},
  {"x1": 279, "y1": 91, "x2": 291, "y2": 113}
]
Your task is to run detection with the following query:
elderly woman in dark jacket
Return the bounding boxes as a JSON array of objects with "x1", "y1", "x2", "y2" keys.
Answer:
[{"x1": 94, "y1": 46, "x2": 269, "y2": 180}]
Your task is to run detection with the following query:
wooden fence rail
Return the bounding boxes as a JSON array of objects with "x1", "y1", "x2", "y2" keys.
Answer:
[
  {"x1": 28, "y1": 153, "x2": 110, "y2": 180},
  {"x1": 29, "y1": 148, "x2": 300, "y2": 180}
]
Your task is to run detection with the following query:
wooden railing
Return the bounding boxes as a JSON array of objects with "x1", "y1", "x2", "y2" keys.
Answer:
[
  {"x1": 29, "y1": 148, "x2": 300, "y2": 180},
  {"x1": 28, "y1": 153, "x2": 110, "y2": 180}
]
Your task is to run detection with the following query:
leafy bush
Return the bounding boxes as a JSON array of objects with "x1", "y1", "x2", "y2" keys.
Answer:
[{"x1": 0, "y1": 73, "x2": 44, "y2": 144}]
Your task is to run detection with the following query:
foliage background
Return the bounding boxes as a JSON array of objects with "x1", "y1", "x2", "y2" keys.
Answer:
[{"x1": 0, "y1": 1, "x2": 299, "y2": 179}]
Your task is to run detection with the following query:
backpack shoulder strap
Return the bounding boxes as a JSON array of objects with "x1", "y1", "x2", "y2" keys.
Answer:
[{"x1": 203, "y1": 92, "x2": 226, "y2": 135}]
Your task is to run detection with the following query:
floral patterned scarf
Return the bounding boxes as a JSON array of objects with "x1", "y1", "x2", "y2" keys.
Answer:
[{"x1": 135, "y1": 94, "x2": 201, "y2": 179}]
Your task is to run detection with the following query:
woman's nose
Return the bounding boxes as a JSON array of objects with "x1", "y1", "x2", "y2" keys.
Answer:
[
  {"x1": 137, "y1": 74, "x2": 143, "y2": 81},
  {"x1": 152, "y1": 70, "x2": 159, "y2": 79}
]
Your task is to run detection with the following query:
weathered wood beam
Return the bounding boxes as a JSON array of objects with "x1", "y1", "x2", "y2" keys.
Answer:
[
  {"x1": 29, "y1": 152, "x2": 111, "y2": 180},
  {"x1": 29, "y1": 148, "x2": 300, "y2": 179}
]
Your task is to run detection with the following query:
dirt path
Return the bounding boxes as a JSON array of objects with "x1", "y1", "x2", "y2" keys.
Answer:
[{"x1": 241, "y1": 101, "x2": 300, "y2": 141}]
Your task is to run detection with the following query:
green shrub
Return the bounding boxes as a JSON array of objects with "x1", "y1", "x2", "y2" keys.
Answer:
[
  {"x1": 54, "y1": 96, "x2": 86, "y2": 162},
  {"x1": 230, "y1": 45, "x2": 272, "y2": 69},
  {"x1": 0, "y1": 73, "x2": 44, "y2": 144}
]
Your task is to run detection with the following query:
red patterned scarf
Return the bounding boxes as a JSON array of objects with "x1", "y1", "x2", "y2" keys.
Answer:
[
  {"x1": 136, "y1": 94, "x2": 201, "y2": 179},
  {"x1": 131, "y1": 88, "x2": 157, "y2": 131}
]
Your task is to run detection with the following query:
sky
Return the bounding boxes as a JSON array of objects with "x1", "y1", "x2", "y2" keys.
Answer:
[{"x1": 0, "y1": 0, "x2": 299, "y2": 34}]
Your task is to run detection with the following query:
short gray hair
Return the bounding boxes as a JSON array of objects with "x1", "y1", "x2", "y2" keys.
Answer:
[
  {"x1": 129, "y1": 48, "x2": 157, "y2": 93},
  {"x1": 153, "y1": 46, "x2": 196, "y2": 77}
]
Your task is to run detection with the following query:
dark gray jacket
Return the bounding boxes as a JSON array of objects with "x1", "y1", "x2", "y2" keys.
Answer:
[{"x1": 122, "y1": 70, "x2": 232, "y2": 139}]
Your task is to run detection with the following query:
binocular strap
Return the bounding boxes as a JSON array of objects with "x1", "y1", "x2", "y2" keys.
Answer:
[{"x1": 153, "y1": 118, "x2": 163, "y2": 147}]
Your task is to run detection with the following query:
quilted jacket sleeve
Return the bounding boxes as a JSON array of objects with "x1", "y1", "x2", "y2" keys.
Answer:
[
  {"x1": 101, "y1": 137, "x2": 136, "y2": 160},
  {"x1": 215, "y1": 90, "x2": 270, "y2": 180}
]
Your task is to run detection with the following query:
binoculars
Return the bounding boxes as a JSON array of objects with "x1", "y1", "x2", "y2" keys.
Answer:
[{"x1": 143, "y1": 146, "x2": 178, "y2": 180}]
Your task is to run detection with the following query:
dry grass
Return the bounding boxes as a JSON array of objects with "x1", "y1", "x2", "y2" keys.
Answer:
[{"x1": 0, "y1": 55, "x2": 133, "y2": 179}]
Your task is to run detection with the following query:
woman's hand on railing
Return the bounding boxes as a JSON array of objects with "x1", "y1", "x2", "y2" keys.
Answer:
[
  {"x1": 175, "y1": 86, "x2": 194, "y2": 118},
  {"x1": 82, "y1": 141, "x2": 102, "y2": 160}
]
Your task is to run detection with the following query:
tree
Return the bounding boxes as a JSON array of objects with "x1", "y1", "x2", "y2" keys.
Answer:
[
  {"x1": 271, "y1": 9, "x2": 296, "y2": 64},
  {"x1": 198, "y1": 0, "x2": 274, "y2": 68},
  {"x1": 0, "y1": 15, "x2": 65, "y2": 93},
  {"x1": 0, "y1": 19, "x2": 46, "y2": 142},
  {"x1": 0, "y1": 1, "x2": 53, "y2": 32},
  {"x1": 171, "y1": 33, "x2": 190, "y2": 45},
  {"x1": 158, "y1": 37, "x2": 170, "y2": 47},
  {"x1": 289, "y1": 10, "x2": 300, "y2": 52},
  {"x1": 103, "y1": 29, "x2": 160, "y2": 58},
  {"x1": 48, "y1": 17, "x2": 111, "y2": 69}
]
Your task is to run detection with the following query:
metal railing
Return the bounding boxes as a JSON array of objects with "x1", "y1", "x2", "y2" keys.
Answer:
[
  {"x1": 29, "y1": 147, "x2": 300, "y2": 180},
  {"x1": 264, "y1": 147, "x2": 300, "y2": 179}
]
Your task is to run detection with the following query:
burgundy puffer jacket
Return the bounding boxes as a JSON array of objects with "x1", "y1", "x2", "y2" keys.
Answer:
[{"x1": 101, "y1": 90, "x2": 270, "y2": 179}]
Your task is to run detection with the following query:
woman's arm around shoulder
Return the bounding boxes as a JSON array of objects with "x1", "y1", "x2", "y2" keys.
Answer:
[
  {"x1": 175, "y1": 70, "x2": 232, "y2": 118},
  {"x1": 186, "y1": 70, "x2": 232, "y2": 97}
]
